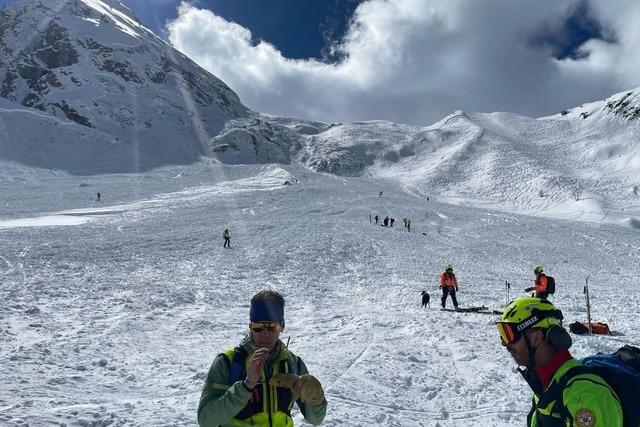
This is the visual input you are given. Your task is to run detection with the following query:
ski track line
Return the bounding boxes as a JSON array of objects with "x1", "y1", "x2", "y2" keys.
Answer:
[
  {"x1": 325, "y1": 340, "x2": 374, "y2": 394},
  {"x1": 328, "y1": 395, "x2": 520, "y2": 420},
  {"x1": 0, "y1": 255, "x2": 14, "y2": 276},
  {"x1": 440, "y1": 321, "x2": 467, "y2": 379}
]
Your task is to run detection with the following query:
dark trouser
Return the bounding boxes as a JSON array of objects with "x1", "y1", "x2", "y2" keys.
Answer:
[
  {"x1": 536, "y1": 291, "x2": 549, "y2": 300},
  {"x1": 224, "y1": 237, "x2": 230, "y2": 248},
  {"x1": 441, "y1": 287, "x2": 458, "y2": 308}
]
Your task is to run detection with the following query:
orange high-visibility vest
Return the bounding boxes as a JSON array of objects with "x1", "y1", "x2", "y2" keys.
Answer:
[
  {"x1": 440, "y1": 272, "x2": 458, "y2": 289},
  {"x1": 534, "y1": 274, "x2": 548, "y2": 294}
]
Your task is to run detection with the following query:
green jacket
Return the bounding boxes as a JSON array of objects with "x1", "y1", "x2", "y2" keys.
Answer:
[
  {"x1": 524, "y1": 358, "x2": 623, "y2": 427},
  {"x1": 198, "y1": 336, "x2": 327, "y2": 427}
]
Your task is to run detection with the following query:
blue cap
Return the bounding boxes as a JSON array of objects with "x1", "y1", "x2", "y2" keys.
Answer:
[{"x1": 250, "y1": 299, "x2": 285, "y2": 326}]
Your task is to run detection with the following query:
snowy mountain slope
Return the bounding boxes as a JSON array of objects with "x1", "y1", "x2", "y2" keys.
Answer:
[
  {"x1": 1, "y1": 162, "x2": 638, "y2": 426},
  {"x1": 0, "y1": 0, "x2": 248, "y2": 173},
  {"x1": 212, "y1": 88, "x2": 640, "y2": 229}
]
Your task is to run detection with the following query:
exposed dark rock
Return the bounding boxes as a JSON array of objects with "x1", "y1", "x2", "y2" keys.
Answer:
[
  {"x1": 52, "y1": 100, "x2": 94, "y2": 127},
  {"x1": 146, "y1": 68, "x2": 165, "y2": 84},
  {"x1": 605, "y1": 92, "x2": 640, "y2": 120},
  {"x1": 35, "y1": 21, "x2": 79, "y2": 68},
  {"x1": 79, "y1": 38, "x2": 113, "y2": 56},
  {"x1": 124, "y1": 45, "x2": 149, "y2": 55},
  {"x1": 0, "y1": 9, "x2": 13, "y2": 41},
  {"x1": 17, "y1": 63, "x2": 50, "y2": 92},
  {"x1": 1, "y1": 69, "x2": 18, "y2": 98},
  {"x1": 22, "y1": 92, "x2": 41, "y2": 108},
  {"x1": 100, "y1": 59, "x2": 142, "y2": 83},
  {"x1": 46, "y1": 72, "x2": 61, "y2": 87}
]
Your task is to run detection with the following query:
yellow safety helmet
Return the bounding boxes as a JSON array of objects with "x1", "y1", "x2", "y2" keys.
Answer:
[{"x1": 497, "y1": 297, "x2": 570, "y2": 349}]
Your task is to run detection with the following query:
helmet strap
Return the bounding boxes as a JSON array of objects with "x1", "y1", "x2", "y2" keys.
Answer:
[{"x1": 523, "y1": 331, "x2": 537, "y2": 369}]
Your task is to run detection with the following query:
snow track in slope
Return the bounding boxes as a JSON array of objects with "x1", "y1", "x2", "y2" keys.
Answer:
[{"x1": 1, "y1": 164, "x2": 639, "y2": 426}]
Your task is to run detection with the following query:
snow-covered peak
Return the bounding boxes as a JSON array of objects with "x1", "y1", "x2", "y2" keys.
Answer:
[
  {"x1": 544, "y1": 87, "x2": 640, "y2": 122},
  {"x1": 0, "y1": 0, "x2": 249, "y2": 174},
  {"x1": 211, "y1": 89, "x2": 640, "y2": 229},
  {"x1": 79, "y1": 0, "x2": 146, "y2": 39}
]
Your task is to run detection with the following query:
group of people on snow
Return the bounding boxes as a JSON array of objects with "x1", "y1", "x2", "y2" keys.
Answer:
[
  {"x1": 432, "y1": 263, "x2": 625, "y2": 426},
  {"x1": 372, "y1": 214, "x2": 411, "y2": 231},
  {"x1": 198, "y1": 263, "x2": 629, "y2": 427},
  {"x1": 437, "y1": 264, "x2": 554, "y2": 309}
]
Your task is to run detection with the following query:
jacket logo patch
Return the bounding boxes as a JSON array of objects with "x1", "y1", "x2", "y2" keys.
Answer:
[{"x1": 575, "y1": 408, "x2": 596, "y2": 427}]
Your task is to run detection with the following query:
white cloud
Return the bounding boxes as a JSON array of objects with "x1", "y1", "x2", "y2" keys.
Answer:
[{"x1": 167, "y1": 0, "x2": 640, "y2": 125}]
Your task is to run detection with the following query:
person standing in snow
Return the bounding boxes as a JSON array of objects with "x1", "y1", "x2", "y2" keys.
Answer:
[
  {"x1": 524, "y1": 266, "x2": 549, "y2": 299},
  {"x1": 96, "y1": 192, "x2": 101, "y2": 202},
  {"x1": 440, "y1": 264, "x2": 459, "y2": 309},
  {"x1": 223, "y1": 228, "x2": 231, "y2": 248},
  {"x1": 374, "y1": 214, "x2": 379, "y2": 225},
  {"x1": 383, "y1": 216, "x2": 389, "y2": 227},
  {"x1": 496, "y1": 297, "x2": 623, "y2": 427},
  {"x1": 197, "y1": 290, "x2": 327, "y2": 427},
  {"x1": 406, "y1": 218, "x2": 411, "y2": 232},
  {"x1": 390, "y1": 218, "x2": 395, "y2": 227}
]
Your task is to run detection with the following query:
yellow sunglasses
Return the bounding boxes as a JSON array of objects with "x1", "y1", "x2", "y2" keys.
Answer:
[{"x1": 250, "y1": 322, "x2": 282, "y2": 333}]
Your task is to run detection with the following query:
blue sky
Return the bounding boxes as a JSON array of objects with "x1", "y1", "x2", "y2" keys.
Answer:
[
  {"x1": 120, "y1": 0, "x2": 363, "y2": 61},
  {"x1": 1, "y1": 0, "x2": 639, "y2": 125},
  {"x1": 0, "y1": 0, "x2": 361, "y2": 59}
]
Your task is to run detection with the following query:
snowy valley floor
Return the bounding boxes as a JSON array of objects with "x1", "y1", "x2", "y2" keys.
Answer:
[{"x1": 1, "y1": 162, "x2": 639, "y2": 426}]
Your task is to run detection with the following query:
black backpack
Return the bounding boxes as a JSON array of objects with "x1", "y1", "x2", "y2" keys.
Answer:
[
  {"x1": 558, "y1": 345, "x2": 640, "y2": 427},
  {"x1": 546, "y1": 275, "x2": 556, "y2": 294},
  {"x1": 569, "y1": 321, "x2": 587, "y2": 334}
]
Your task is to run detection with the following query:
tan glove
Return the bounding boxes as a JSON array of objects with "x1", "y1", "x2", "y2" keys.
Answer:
[{"x1": 269, "y1": 373, "x2": 325, "y2": 406}]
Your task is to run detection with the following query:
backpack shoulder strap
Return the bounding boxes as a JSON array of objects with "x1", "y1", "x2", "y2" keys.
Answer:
[
  {"x1": 222, "y1": 346, "x2": 249, "y2": 384},
  {"x1": 554, "y1": 364, "x2": 624, "y2": 423}
]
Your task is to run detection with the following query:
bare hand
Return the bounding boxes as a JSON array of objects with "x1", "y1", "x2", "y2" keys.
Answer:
[{"x1": 246, "y1": 347, "x2": 270, "y2": 384}]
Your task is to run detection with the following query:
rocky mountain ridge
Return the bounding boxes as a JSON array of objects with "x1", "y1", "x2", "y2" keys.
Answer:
[{"x1": 0, "y1": 0, "x2": 248, "y2": 173}]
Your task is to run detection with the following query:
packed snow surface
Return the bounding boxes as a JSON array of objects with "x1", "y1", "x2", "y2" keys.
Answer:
[{"x1": 1, "y1": 161, "x2": 638, "y2": 426}]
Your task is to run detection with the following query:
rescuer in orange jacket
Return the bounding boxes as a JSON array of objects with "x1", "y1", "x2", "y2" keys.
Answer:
[
  {"x1": 524, "y1": 266, "x2": 549, "y2": 299},
  {"x1": 439, "y1": 264, "x2": 459, "y2": 309}
]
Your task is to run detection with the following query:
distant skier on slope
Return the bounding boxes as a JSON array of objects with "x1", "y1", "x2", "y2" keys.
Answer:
[
  {"x1": 96, "y1": 192, "x2": 101, "y2": 202},
  {"x1": 374, "y1": 214, "x2": 379, "y2": 225},
  {"x1": 383, "y1": 216, "x2": 389, "y2": 226},
  {"x1": 223, "y1": 228, "x2": 231, "y2": 248},
  {"x1": 440, "y1": 264, "x2": 459, "y2": 309}
]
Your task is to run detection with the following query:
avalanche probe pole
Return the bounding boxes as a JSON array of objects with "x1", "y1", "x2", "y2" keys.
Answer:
[{"x1": 584, "y1": 276, "x2": 592, "y2": 336}]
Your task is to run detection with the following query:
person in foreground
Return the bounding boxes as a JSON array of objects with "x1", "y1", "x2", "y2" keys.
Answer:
[
  {"x1": 198, "y1": 290, "x2": 327, "y2": 426},
  {"x1": 497, "y1": 297, "x2": 623, "y2": 427}
]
